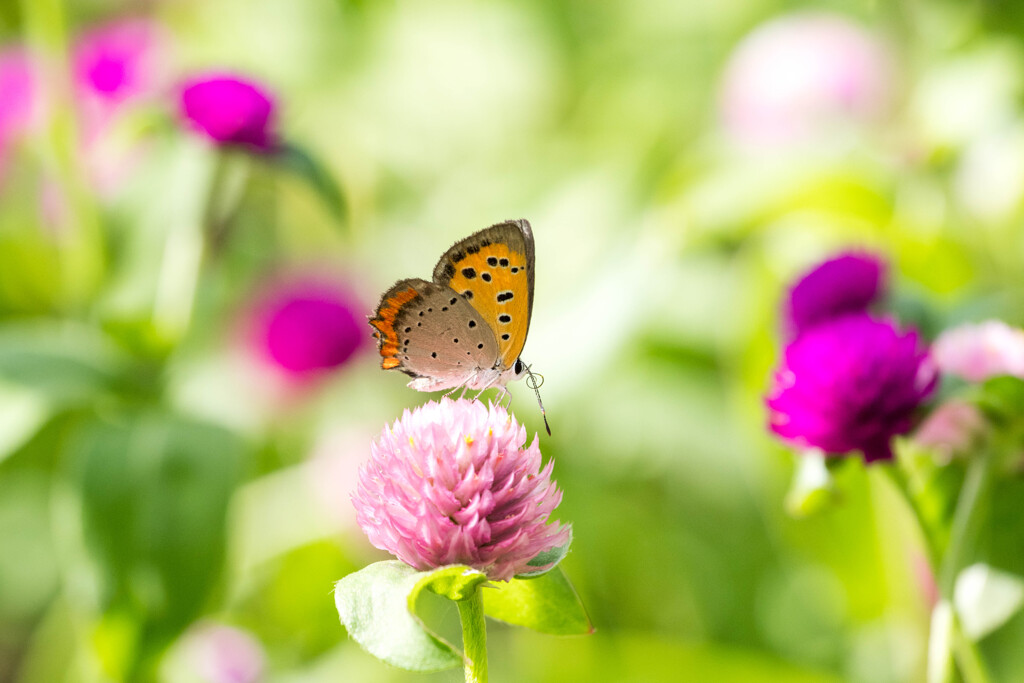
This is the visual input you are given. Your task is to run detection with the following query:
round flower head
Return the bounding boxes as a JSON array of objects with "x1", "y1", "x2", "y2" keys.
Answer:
[
  {"x1": 179, "y1": 74, "x2": 277, "y2": 152},
  {"x1": 767, "y1": 314, "x2": 938, "y2": 463},
  {"x1": 251, "y1": 278, "x2": 365, "y2": 379},
  {"x1": 719, "y1": 12, "x2": 892, "y2": 147},
  {"x1": 74, "y1": 20, "x2": 167, "y2": 105},
  {"x1": 354, "y1": 398, "x2": 570, "y2": 581},
  {"x1": 786, "y1": 251, "x2": 886, "y2": 337},
  {"x1": 932, "y1": 320, "x2": 1024, "y2": 383}
]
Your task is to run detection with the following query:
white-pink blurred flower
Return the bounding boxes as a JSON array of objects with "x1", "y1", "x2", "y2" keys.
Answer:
[
  {"x1": 354, "y1": 398, "x2": 571, "y2": 581},
  {"x1": 185, "y1": 623, "x2": 265, "y2": 683},
  {"x1": 0, "y1": 46, "x2": 39, "y2": 180},
  {"x1": 719, "y1": 12, "x2": 893, "y2": 148},
  {"x1": 914, "y1": 399, "x2": 986, "y2": 461},
  {"x1": 932, "y1": 320, "x2": 1024, "y2": 383}
]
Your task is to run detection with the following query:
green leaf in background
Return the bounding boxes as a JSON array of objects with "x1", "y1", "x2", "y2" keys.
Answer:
[
  {"x1": 68, "y1": 411, "x2": 244, "y2": 653},
  {"x1": 334, "y1": 560, "x2": 464, "y2": 672},
  {"x1": 515, "y1": 530, "x2": 573, "y2": 578},
  {"x1": 0, "y1": 381, "x2": 50, "y2": 466},
  {"x1": 273, "y1": 143, "x2": 348, "y2": 226},
  {"x1": 485, "y1": 566, "x2": 593, "y2": 635},
  {"x1": 784, "y1": 450, "x2": 838, "y2": 519},
  {"x1": 954, "y1": 563, "x2": 1024, "y2": 640},
  {"x1": 971, "y1": 375, "x2": 1024, "y2": 425}
]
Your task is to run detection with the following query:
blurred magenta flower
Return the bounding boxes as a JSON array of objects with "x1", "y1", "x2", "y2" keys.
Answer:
[
  {"x1": 250, "y1": 278, "x2": 365, "y2": 380},
  {"x1": 767, "y1": 314, "x2": 938, "y2": 463},
  {"x1": 932, "y1": 320, "x2": 1024, "y2": 383},
  {"x1": 74, "y1": 19, "x2": 167, "y2": 106},
  {"x1": 786, "y1": 251, "x2": 886, "y2": 336},
  {"x1": 0, "y1": 46, "x2": 38, "y2": 152},
  {"x1": 719, "y1": 12, "x2": 892, "y2": 147},
  {"x1": 180, "y1": 74, "x2": 278, "y2": 152},
  {"x1": 185, "y1": 623, "x2": 265, "y2": 683},
  {"x1": 354, "y1": 398, "x2": 570, "y2": 581}
]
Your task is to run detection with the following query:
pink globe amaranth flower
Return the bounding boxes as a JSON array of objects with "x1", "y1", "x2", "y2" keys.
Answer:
[
  {"x1": 0, "y1": 46, "x2": 38, "y2": 147},
  {"x1": 719, "y1": 12, "x2": 892, "y2": 147},
  {"x1": 785, "y1": 251, "x2": 887, "y2": 337},
  {"x1": 179, "y1": 74, "x2": 278, "y2": 152},
  {"x1": 354, "y1": 398, "x2": 571, "y2": 581},
  {"x1": 185, "y1": 623, "x2": 265, "y2": 683},
  {"x1": 914, "y1": 399, "x2": 986, "y2": 462},
  {"x1": 932, "y1": 320, "x2": 1024, "y2": 383},
  {"x1": 767, "y1": 314, "x2": 938, "y2": 463},
  {"x1": 251, "y1": 279, "x2": 365, "y2": 379},
  {"x1": 73, "y1": 19, "x2": 167, "y2": 106}
]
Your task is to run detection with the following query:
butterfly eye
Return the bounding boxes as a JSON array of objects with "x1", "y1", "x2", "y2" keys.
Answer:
[{"x1": 514, "y1": 359, "x2": 525, "y2": 376}]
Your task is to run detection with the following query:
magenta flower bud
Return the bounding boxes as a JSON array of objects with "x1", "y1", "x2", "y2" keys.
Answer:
[
  {"x1": 932, "y1": 320, "x2": 1024, "y2": 383},
  {"x1": 719, "y1": 12, "x2": 892, "y2": 147},
  {"x1": 179, "y1": 74, "x2": 278, "y2": 152},
  {"x1": 767, "y1": 314, "x2": 938, "y2": 463},
  {"x1": 354, "y1": 398, "x2": 571, "y2": 581},
  {"x1": 250, "y1": 278, "x2": 365, "y2": 379},
  {"x1": 73, "y1": 20, "x2": 167, "y2": 105},
  {"x1": 785, "y1": 251, "x2": 886, "y2": 336}
]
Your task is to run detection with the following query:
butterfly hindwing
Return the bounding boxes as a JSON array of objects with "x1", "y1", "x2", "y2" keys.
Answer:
[
  {"x1": 369, "y1": 278, "x2": 501, "y2": 390},
  {"x1": 431, "y1": 219, "x2": 535, "y2": 371}
]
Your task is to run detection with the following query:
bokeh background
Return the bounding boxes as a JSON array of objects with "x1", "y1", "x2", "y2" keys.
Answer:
[{"x1": 1, "y1": 0, "x2": 1023, "y2": 681}]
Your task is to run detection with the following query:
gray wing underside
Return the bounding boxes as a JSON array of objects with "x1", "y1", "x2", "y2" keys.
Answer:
[{"x1": 390, "y1": 279, "x2": 500, "y2": 390}]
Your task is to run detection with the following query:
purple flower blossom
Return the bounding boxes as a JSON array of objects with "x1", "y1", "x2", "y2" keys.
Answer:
[
  {"x1": 179, "y1": 74, "x2": 278, "y2": 152},
  {"x1": 354, "y1": 398, "x2": 571, "y2": 581},
  {"x1": 932, "y1": 320, "x2": 1024, "y2": 383},
  {"x1": 766, "y1": 314, "x2": 938, "y2": 463},
  {"x1": 251, "y1": 279, "x2": 364, "y2": 379},
  {"x1": 719, "y1": 12, "x2": 892, "y2": 148},
  {"x1": 786, "y1": 251, "x2": 886, "y2": 336}
]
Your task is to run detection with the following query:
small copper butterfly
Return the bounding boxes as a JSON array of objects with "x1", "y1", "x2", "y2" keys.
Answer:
[{"x1": 370, "y1": 219, "x2": 548, "y2": 427}]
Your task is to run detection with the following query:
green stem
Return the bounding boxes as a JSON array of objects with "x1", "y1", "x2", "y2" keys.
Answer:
[{"x1": 457, "y1": 590, "x2": 488, "y2": 683}]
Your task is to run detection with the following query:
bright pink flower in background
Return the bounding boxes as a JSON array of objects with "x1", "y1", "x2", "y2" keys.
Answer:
[
  {"x1": 932, "y1": 320, "x2": 1024, "y2": 383},
  {"x1": 0, "y1": 46, "x2": 38, "y2": 152},
  {"x1": 785, "y1": 251, "x2": 887, "y2": 337},
  {"x1": 250, "y1": 278, "x2": 365, "y2": 379},
  {"x1": 73, "y1": 19, "x2": 167, "y2": 106},
  {"x1": 179, "y1": 74, "x2": 278, "y2": 152},
  {"x1": 767, "y1": 314, "x2": 938, "y2": 463},
  {"x1": 719, "y1": 12, "x2": 892, "y2": 147},
  {"x1": 185, "y1": 623, "x2": 265, "y2": 683},
  {"x1": 354, "y1": 398, "x2": 571, "y2": 581}
]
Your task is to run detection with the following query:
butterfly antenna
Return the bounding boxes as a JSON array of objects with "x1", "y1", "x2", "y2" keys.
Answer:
[{"x1": 524, "y1": 365, "x2": 551, "y2": 436}]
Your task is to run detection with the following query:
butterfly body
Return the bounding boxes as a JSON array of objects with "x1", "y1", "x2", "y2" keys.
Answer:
[{"x1": 370, "y1": 219, "x2": 535, "y2": 393}]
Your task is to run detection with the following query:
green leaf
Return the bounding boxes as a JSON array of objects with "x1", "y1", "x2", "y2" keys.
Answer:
[
  {"x1": 517, "y1": 529, "x2": 573, "y2": 578},
  {"x1": 274, "y1": 143, "x2": 348, "y2": 225},
  {"x1": 67, "y1": 411, "x2": 244, "y2": 644},
  {"x1": 485, "y1": 566, "x2": 592, "y2": 635},
  {"x1": 334, "y1": 561, "x2": 464, "y2": 672},
  {"x1": 0, "y1": 381, "x2": 50, "y2": 466},
  {"x1": 414, "y1": 564, "x2": 489, "y2": 602},
  {"x1": 972, "y1": 375, "x2": 1024, "y2": 425},
  {"x1": 954, "y1": 564, "x2": 1024, "y2": 640}
]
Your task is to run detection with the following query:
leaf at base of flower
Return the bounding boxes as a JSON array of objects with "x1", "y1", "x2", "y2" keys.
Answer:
[
  {"x1": 334, "y1": 560, "x2": 464, "y2": 672},
  {"x1": 484, "y1": 566, "x2": 593, "y2": 635},
  {"x1": 414, "y1": 564, "x2": 489, "y2": 602},
  {"x1": 954, "y1": 563, "x2": 1024, "y2": 640},
  {"x1": 516, "y1": 528, "x2": 573, "y2": 578}
]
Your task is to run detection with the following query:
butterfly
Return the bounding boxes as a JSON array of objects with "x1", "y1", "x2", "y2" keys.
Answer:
[{"x1": 370, "y1": 219, "x2": 547, "y2": 423}]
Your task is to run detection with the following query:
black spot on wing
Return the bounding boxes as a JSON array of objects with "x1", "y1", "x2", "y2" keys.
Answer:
[
  {"x1": 461, "y1": 268, "x2": 476, "y2": 279},
  {"x1": 497, "y1": 291, "x2": 514, "y2": 302}
]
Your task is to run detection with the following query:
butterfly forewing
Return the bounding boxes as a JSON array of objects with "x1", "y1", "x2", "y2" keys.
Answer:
[
  {"x1": 370, "y1": 278, "x2": 500, "y2": 389},
  {"x1": 431, "y1": 219, "x2": 535, "y2": 371}
]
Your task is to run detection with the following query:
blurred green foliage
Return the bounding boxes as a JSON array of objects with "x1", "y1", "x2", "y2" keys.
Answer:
[{"x1": 1, "y1": 0, "x2": 1024, "y2": 681}]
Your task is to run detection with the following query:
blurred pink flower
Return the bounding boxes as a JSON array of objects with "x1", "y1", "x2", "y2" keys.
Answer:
[
  {"x1": 179, "y1": 74, "x2": 278, "y2": 152},
  {"x1": 354, "y1": 398, "x2": 571, "y2": 581},
  {"x1": 0, "y1": 46, "x2": 38, "y2": 175},
  {"x1": 719, "y1": 12, "x2": 892, "y2": 147},
  {"x1": 249, "y1": 277, "x2": 365, "y2": 381},
  {"x1": 932, "y1": 320, "x2": 1024, "y2": 383},
  {"x1": 914, "y1": 399, "x2": 986, "y2": 461},
  {"x1": 186, "y1": 623, "x2": 265, "y2": 683},
  {"x1": 73, "y1": 19, "x2": 167, "y2": 106}
]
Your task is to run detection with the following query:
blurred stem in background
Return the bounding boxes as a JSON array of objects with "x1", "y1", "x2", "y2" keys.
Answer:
[{"x1": 20, "y1": 0, "x2": 105, "y2": 312}]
